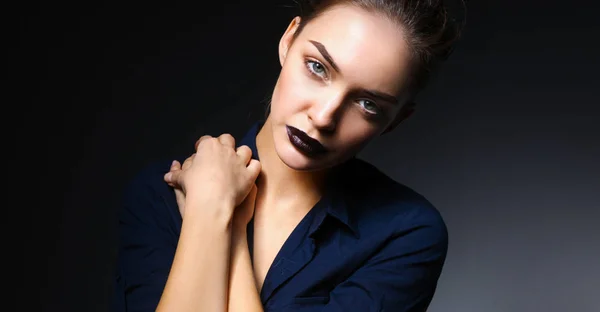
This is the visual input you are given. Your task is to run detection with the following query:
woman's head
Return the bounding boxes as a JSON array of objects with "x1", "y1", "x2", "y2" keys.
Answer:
[{"x1": 264, "y1": 0, "x2": 462, "y2": 171}]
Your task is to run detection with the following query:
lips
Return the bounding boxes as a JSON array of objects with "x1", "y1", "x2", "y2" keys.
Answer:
[{"x1": 286, "y1": 125, "x2": 328, "y2": 157}]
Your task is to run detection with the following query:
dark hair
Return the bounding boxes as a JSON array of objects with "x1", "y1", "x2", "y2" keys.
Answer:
[{"x1": 292, "y1": 0, "x2": 465, "y2": 100}]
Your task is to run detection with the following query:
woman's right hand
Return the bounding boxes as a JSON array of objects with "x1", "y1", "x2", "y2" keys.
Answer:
[{"x1": 164, "y1": 133, "x2": 261, "y2": 218}]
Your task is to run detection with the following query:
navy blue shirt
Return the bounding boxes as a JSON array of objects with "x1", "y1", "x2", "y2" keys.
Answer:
[{"x1": 113, "y1": 122, "x2": 448, "y2": 312}]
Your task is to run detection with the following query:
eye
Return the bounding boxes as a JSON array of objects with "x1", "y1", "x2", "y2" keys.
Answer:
[
  {"x1": 357, "y1": 99, "x2": 381, "y2": 115},
  {"x1": 305, "y1": 60, "x2": 328, "y2": 79}
]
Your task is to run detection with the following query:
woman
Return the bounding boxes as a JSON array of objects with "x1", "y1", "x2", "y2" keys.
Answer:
[{"x1": 114, "y1": 0, "x2": 463, "y2": 311}]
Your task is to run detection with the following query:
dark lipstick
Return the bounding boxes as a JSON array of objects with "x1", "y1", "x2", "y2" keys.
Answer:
[{"x1": 286, "y1": 125, "x2": 328, "y2": 157}]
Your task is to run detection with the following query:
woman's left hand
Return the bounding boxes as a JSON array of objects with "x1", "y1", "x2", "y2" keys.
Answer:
[{"x1": 166, "y1": 158, "x2": 191, "y2": 217}]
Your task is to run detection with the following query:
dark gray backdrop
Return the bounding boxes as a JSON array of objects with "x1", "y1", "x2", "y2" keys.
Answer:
[{"x1": 12, "y1": 0, "x2": 599, "y2": 311}]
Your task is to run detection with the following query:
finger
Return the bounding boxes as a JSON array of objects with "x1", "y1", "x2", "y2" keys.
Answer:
[
  {"x1": 236, "y1": 145, "x2": 252, "y2": 165},
  {"x1": 164, "y1": 169, "x2": 183, "y2": 186},
  {"x1": 195, "y1": 135, "x2": 212, "y2": 151},
  {"x1": 247, "y1": 184, "x2": 257, "y2": 202},
  {"x1": 167, "y1": 182, "x2": 177, "y2": 188},
  {"x1": 240, "y1": 184, "x2": 257, "y2": 207},
  {"x1": 165, "y1": 161, "x2": 181, "y2": 185},
  {"x1": 182, "y1": 154, "x2": 194, "y2": 170},
  {"x1": 174, "y1": 188, "x2": 186, "y2": 217},
  {"x1": 174, "y1": 187, "x2": 185, "y2": 201},
  {"x1": 218, "y1": 133, "x2": 236, "y2": 149},
  {"x1": 245, "y1": 159, "x2": 262, "y2": 183}
]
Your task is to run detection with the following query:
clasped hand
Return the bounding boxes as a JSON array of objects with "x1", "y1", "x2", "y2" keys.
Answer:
[{"x1": 164, "y1": 133, "x2": 261, "y2": 225}]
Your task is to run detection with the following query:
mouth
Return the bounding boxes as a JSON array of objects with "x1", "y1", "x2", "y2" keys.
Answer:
[{"x1": 286, "y1": 125, "x2": 328, "y2": 157}]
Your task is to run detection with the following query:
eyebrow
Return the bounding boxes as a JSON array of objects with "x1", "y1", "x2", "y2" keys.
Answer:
[
  {"x1": 309, "y1": 40, "x2": 341, "y2": 73},
  {"x1": 309, "y1": 39, "x2": 399, "y2": 105},
  {"x1": 364, "y1": 90, "x2": 399, "y2": 104}
]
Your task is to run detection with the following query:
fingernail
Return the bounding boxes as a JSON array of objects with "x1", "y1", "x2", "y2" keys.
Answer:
[
  {"x1": 164, "y1": 172, "x2": 172, "y2": 181},
  {"x1": 171, "y1": 160, "x2": 177, "y2": 167}
]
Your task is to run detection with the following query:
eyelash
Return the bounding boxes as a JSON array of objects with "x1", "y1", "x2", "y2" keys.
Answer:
[
  {"x1": 357, "y1": 99, "x2": 381, "y2": 116},
  {"x1": 304, "y1": 59, "x2": 382, "y2": 116},
  {"x1": 305, "y1": 59, "x2": 328, "y2": 79}
]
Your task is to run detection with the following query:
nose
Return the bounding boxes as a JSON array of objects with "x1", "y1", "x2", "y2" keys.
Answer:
[{"x1": 307, "y1": 91, "x2": 345, "y2": 133}]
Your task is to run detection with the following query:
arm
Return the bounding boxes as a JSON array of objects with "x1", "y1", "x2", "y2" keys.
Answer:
[
  {"x1": 166, "y1": 158, "x2": 263, "y2": 312},
  {"x1": 162, "y1": 163, "x2": 264, "y2": 312},
  {"x1": 113, "y1": 165, "x2": 237, "y2": 312},
  {"x1": 156, "y1": 197, "x2": 235, "y2": 312},
  {"x1": 227, "y1": 225, "x2": 264, "y2": 312},
  {"x1": 159, "y1": 135, "x2": 261, "y2": 311}
]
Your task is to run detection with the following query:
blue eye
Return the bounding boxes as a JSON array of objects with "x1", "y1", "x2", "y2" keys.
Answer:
[
  {"x1": 306, "y1": 60, "x2": 327, "y2": 78},
  {"x1": 358, "y1": 99, "x2": 380, "y2": 115}
]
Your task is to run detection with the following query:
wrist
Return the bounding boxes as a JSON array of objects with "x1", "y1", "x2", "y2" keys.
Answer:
[{"x1": 184, "y1": 195, "x2": 236, "y2": 226}]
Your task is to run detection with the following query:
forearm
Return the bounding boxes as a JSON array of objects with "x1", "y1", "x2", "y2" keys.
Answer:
[
  {"x1": 157, "y1": 198, "x2": 234, "y2": 312},
  {"x1": 227, "y1": 227, "x2": 264, "y2": 312}
]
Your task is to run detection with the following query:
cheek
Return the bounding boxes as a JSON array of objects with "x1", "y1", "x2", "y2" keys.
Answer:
[
  {"x1": 271, "y1": 64, "x2": 312, "y2": 116},
  {"x1": 335, "y1": 121, "x2": 379, "y2": 152}
]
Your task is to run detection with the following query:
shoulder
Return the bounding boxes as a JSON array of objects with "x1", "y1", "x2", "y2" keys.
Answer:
[
  {"x1": 337, "y1": 158, "x2": 448, "y2": 246},
  {"x1": 123, "y1": 155, "x2": 188, "y2": 196},
  {"x1": 119, "y1": 159, "x2": 183, "y2": 226},
  {"x1": 122, "y1": 159, "x2": 174, "y2": 199}
]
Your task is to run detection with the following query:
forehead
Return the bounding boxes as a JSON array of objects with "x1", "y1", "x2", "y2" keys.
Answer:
[{"x1": 296, "y1": 4, "x2": 413, "y2": 94}]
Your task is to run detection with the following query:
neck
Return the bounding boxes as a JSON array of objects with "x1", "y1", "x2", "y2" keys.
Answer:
[{"x1": 254, "y1": 117, "x2": 328, "y2": 210}]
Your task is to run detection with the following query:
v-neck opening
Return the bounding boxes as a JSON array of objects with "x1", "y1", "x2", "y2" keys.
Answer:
[{"x1": 247, "y1": 192, "x2": 331, "y2": 303}]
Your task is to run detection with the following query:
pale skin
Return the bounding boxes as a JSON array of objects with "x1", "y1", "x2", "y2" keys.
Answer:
[
  {"x1": 159, "y1": 4, "x2": 416, "y2": 311},
  {"x1": 157, "y1": 134, "x2": 261, "y2": 312}
]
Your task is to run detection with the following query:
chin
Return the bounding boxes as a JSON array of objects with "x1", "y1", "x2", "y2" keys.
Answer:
[{"x1": 274, "y1": 142, "x2": 325, "y2": 171}]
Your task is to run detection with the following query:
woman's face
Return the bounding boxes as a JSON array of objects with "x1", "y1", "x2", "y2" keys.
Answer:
[{"x1": 267, "y1": 4, "x2": 414, "y2": 171}]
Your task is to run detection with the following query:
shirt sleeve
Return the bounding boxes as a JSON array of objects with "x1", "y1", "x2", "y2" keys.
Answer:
[
  {"x1": 112, "y1": 161, "x2": 182, "y2": 312},
  {"x1": 282, "y1": 208, "x2": 448, "y2": 312}
]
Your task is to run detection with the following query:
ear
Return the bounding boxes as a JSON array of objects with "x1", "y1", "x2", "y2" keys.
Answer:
[
  {"x1": 381, "y1": 101, "x2": 416, "y2": 135},
  {"x1": 278, "y1": 17, "x2": 301, "y2": 66}
]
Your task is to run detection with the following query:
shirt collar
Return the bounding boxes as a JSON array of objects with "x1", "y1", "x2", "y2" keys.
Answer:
[
  {"x1": 239, "y1": 121, "x2": 262, "y2": 161},
  {"x1": 239, "y1": 121, "x2": 359, "y2": 238},
  {"x1": 323, "y1": 164, "x2": 360, "y2": 238}
]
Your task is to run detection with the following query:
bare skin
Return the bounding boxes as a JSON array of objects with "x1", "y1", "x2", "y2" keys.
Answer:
[{"x1": 157, "y1": 134, "x2": 260, "y2": 312}]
